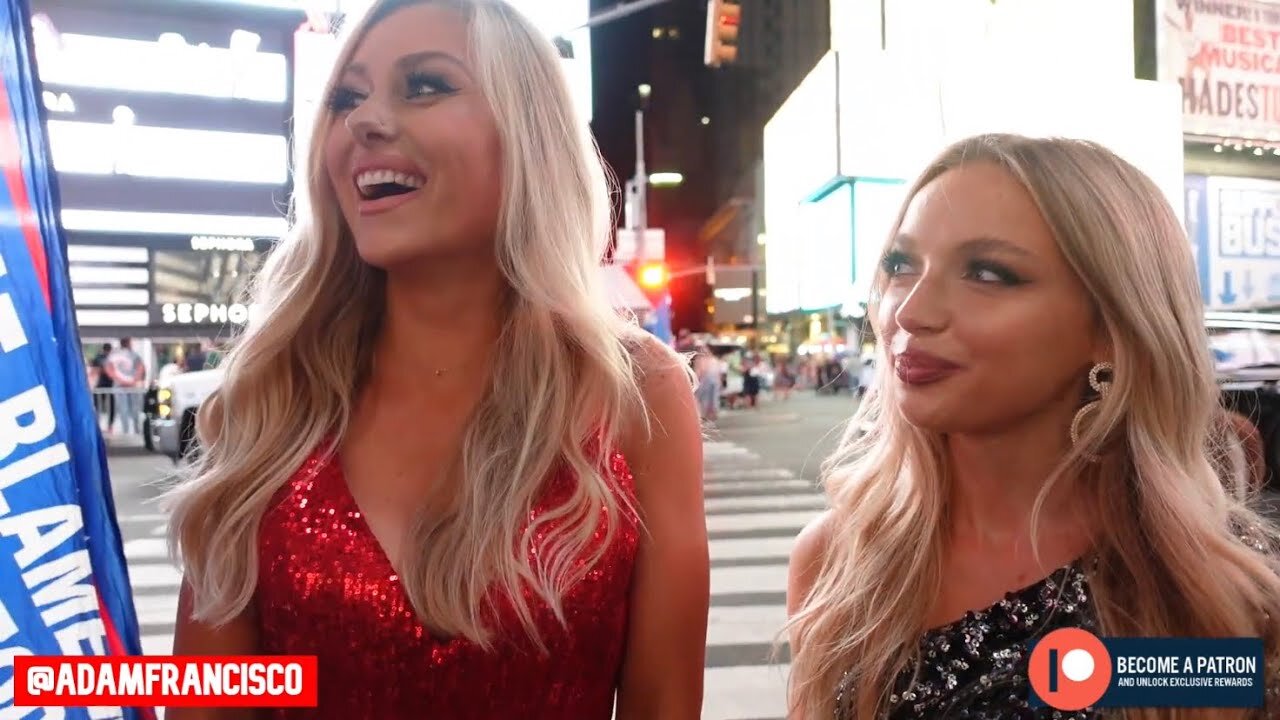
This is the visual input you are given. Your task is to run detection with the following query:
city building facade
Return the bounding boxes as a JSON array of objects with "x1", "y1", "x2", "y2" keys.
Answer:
[
  {"x1": 699, "y1": 0, "x2": 829, "y2": 346},
  {"x1": 31, "y1": 0, "x2": 300, "y2": 370}
]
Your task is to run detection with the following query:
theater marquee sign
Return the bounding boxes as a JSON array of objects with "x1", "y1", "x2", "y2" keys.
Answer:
[{"x1": 1160, "y1": 0, "x2": 1280, "y2": 140}]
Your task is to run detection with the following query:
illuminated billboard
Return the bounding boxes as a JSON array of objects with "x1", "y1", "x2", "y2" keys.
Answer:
[
  {"x1": 849, "y1": 179, "x2": 907, "y2": 308},
  {"x1": 30, "y1": 5, "x2": 293, "y2": 241},
  {"x1": 505, "y1": 0, "x2": 592, "y2": 122},
  {"x1": 763, "y1": 43, "x2": 1185, "y2": 316},
  {"x1": 761, "y1": 51, "x2": 839, "y2": 314},
  {"x1": 795, "y1": 184, "x2": 852, "y2": 312}
]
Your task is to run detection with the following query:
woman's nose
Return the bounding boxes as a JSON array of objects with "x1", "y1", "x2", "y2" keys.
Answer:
[
  {"x1": 892, "y1": 274, "x2": 950, "y2": 334},
  {"x1": 345, "y1": 101, "x2": 398, "y2": 145}
]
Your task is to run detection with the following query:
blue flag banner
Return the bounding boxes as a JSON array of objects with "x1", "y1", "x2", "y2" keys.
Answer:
[{"x1": 0, "y1": 1, "x2": 148, "y2": 718}]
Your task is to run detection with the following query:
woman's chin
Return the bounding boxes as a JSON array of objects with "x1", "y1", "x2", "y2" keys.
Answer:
[
  {"x1": 352, "y1": 237, "x2": 427, "y2": 270},
  {"x1": 350, "y1": 231, "x2": 492, "y2": 272},
  {"x1": 895, "y1": 398, "x2": 963, "y2": 434}
]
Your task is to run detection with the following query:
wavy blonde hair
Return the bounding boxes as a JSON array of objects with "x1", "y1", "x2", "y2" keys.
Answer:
[
  {"x1": 787, "y1": 134, "x2": 1280, "y2": 719},
  {"x1": 165, "y1": 0, "x2": 649, "y2": 649}
]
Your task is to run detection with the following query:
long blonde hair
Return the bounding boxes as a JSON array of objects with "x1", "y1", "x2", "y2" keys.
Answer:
[
  {"x1": 787, "y1": 134, "x2": 1280, "y2": 719},
  {"x1": 165, "y1": 0, "x2": 648, "y2": 649}
]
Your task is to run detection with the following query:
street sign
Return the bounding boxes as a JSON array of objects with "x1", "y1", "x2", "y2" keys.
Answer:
[
  {"x1": 614, "y1": 228, "x2": 665, "y2": 263},
  {"x1": 600, "y1": 264, "x2": 652, "y2": 312},
  {"x1": 1187, "y1": 175, "x2": 1280, "y2": 310}
]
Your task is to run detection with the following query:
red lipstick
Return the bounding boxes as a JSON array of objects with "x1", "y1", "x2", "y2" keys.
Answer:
[{"x1": 894, "y1": 349, "x2": 963, "y2": 386}]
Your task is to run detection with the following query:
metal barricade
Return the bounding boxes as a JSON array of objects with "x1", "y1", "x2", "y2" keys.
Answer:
[{"x1": 90, "y1": 386, "x2": 150, "y2": 439}]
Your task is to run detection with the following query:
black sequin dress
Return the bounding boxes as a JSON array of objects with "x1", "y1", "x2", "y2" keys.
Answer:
[{"x1": 835, "y1": 562, "x2": 1098, "y2": 719}]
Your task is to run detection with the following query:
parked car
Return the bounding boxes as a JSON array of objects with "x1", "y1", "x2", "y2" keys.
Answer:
[
  {"x1": 141, "y1": 385, "x2": 158, "y2": 452},
  {"x1": 148, "y1": 368, "x2": 222, "y2": 463}
]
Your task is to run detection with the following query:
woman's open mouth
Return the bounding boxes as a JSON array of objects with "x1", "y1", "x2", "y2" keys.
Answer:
[{"x1": 354, "y1": 169, "x2": 425, "y2": 215}]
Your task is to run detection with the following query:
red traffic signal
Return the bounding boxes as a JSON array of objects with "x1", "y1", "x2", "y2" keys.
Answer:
[
  {"x1": 637, "y1": 262, "x2": 668, "y2": 291},
  {"x1": 705, "y1": 0, "x2": 741, "y2": 67}
]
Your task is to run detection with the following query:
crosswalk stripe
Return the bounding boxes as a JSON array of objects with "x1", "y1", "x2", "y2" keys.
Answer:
[
  {"x1": 706, "y1": 479, "x2": 814, "y2": 502},
  {"x1": 137, "y1": 604, "x2": 179, "y2": 628},
  {"x1": 124, "y1": 538, "x2": 170, "y2": 562},
  {"x1": 707, "y1": 509, "x2": 820, "y2": 535},
  {"x1": 130, "y1": 562, "x2": 182, "y2": 590},
  {"x1": 704, "y1": 445, "x2": 758, "y2": 458},
  {"x1": 708, "y1": 536, "x2": 794, "y2": 561},
  {"x1": 118, "y1": 514, "x2": 168, "y2": 524},
  {"x1": 704, "y1": 440, "x2": 754, "y2": 451},
  {"x1": 703, "y1": 664, "x2": 789, "y2": 720},
  {"x1": 133, "y1": 593, "x2": 178, "y2": 621},
  {"x1": 712, "y1": 563, "x2": 789, "y2": 596},
  {"x1": 704, "y1": 468, "x2": 796, "y2": 482},
  {"x1": 700, "y1": 437, "x2": 810, "y2": 719},
  {"x1": 705, "y1": 494, "x2": 828, "y2": 514},
  {"x1": 141, "y1": 634, "x2": 171, "y2": 656},
  {"x1": 707, "y1": 604, "x2": 788, "y2": 647}
]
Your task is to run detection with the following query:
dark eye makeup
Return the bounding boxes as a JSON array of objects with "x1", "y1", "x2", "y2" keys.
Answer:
[
  {"x1": 326, "y1": 86, "x2": 363, "y2": 113},
  {"x1": 880, "y1": 250, "x2": 1027, "y2": 287},
  {"x1": 405, "y1": 71, "x2": 457, "y2": 98},
  {"x1": 325, "y1": 70, "x2": 458, "y2": 114},
  {"x1": 965, "y1": 259, "x2": 1025, "y2": 286},
  {"x1": 881, "y1": 250, "x2": 916, "y2": 276}
]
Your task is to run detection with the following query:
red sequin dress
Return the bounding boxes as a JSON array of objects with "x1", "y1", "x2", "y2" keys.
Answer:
[{"x1": 256, "y1": 445, "x2": 640, "y2": 719}]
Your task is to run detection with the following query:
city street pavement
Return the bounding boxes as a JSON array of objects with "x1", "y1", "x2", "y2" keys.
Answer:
[
  {"x1": 102, "y1": 391, "x2": 1280, "y2": 718},
  {"x1": 99, "y1": 390, "x2": 857, "y2": 719},
  {"x1": 106, "y1": 448, "x2": 182, "y2": 659},
  {"x1": 700, "y1": 391, "x2": 853, "y2": 720}
]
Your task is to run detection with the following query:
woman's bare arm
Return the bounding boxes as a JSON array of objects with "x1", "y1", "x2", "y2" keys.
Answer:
[{"x1": 166, "y1": 581, "x2": 266, "y2": 719}]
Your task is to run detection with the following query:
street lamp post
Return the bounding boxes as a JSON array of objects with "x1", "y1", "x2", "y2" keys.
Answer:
[
  {"x1": 635, "y1": 108, "x2": 647, "y2": 234},
  {"x1": 632, "y1": 84, "x2": 651, "y2": 259}
]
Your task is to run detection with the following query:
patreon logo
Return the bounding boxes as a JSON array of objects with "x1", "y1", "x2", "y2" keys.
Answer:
[{"x1": 1028, "y1": 628, "x2": 1113, "y2": 710}]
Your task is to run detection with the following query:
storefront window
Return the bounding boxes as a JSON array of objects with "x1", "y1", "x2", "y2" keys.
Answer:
[
  {"x1": 151, "y1": 247, "x2": 264, "y2": 327},
  {"x1": 33, "y1": 30, "x2": 287, "y2": 102},
  {"x1": 49, "y1": 121, "x2": 288, "y2": 184}
]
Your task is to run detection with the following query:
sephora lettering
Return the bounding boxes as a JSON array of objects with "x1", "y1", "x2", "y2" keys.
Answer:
[{"x1": 160, "y1": 302, "x2": 258, "y2": 326}]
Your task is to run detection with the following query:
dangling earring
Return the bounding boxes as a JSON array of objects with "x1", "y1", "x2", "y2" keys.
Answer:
[{"x1": 1070, "y1": 361, "x2": 1113, "y2": 451}]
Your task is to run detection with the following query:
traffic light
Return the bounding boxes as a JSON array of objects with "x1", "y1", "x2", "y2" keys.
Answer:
[
  {"x1": 633, "y1": 261, "x2": 672, "y2": 344},
  {"x1": 636, "y1": 261, "x2": 669, "y2": 296},
  {"x1": 704, "y1": 0, "x2": 740, "y2": 68}
]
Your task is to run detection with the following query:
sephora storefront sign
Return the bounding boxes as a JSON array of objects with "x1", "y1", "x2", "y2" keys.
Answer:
[
  {"x1": 70, "y1": 233, "x2": 271, "y2": 337},
  {"x1": 153, "y1": 301, "x2": 260, "y2": 327}
]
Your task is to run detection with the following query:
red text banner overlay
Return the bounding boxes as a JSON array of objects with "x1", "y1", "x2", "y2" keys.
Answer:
[{"x1": 13, "y1": 656, "x2": 318, "y2": 707}]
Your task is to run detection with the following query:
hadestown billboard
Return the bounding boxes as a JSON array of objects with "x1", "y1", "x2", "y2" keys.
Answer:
[{"x1": 1158, "y1": 0, "x2": 1280, "y2": 141}]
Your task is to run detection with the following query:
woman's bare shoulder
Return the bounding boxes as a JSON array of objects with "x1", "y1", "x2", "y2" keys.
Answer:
[{"x1": 788, "y1": 510, "x2": 835, "y2": 615}]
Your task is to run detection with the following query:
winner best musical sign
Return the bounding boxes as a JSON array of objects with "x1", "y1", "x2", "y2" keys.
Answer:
[{"x1": 1160, "y1": 0, "x2": 1280, "y2": 140}]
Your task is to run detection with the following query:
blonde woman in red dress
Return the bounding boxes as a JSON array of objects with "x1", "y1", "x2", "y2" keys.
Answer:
[{"x1": 165, "y1": 2, "x2": 709, "y2": 717}]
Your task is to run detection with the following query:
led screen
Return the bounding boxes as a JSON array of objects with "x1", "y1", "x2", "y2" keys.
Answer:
[
  {"x1": 796, "y1": 184, "x2": 853, "y2": 312},
  {"x1": 850, "y1": 179, "x2": 907, "y2": 307}
]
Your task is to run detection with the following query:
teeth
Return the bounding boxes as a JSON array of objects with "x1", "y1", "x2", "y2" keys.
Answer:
[{"x1": 355, "y1": 169, "x2": 425, "y2": 191}]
